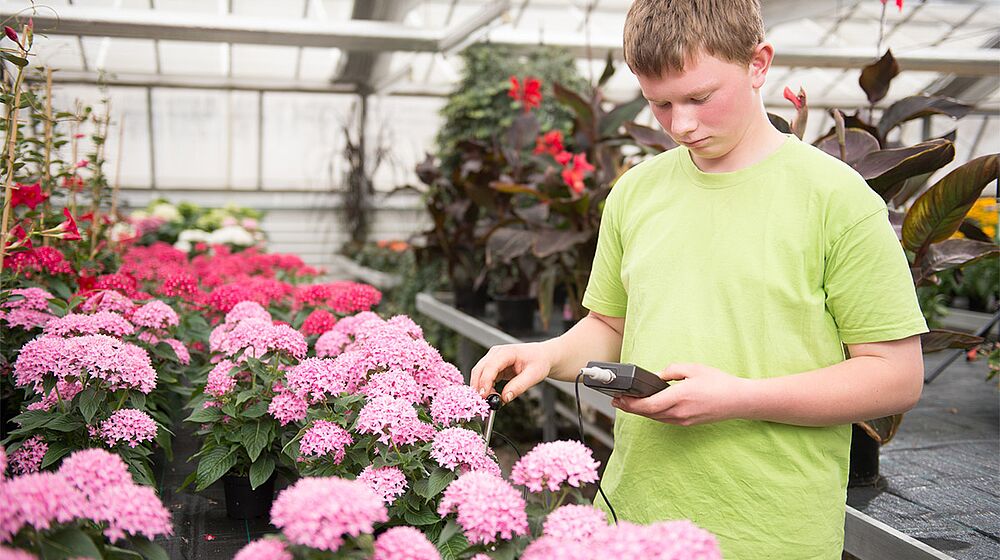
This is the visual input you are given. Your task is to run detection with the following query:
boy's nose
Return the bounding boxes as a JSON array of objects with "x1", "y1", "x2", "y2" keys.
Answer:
[{"x1": 670, "y1": 110, "x2": 698, "y2": 138}]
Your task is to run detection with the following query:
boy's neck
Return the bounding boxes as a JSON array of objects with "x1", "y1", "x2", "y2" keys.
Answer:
[{"x1": 689, "y1": 113, "x2": 787, "y2": 174}]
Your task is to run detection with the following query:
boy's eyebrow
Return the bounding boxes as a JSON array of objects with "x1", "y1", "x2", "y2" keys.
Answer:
[{"x1": 644, "y1": 86, "x2": 717, "y2": 103}]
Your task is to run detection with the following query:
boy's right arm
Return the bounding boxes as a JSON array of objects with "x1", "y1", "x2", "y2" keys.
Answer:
[{"x1": 469, "y1": 311, "x2": 625, "y2": 403}]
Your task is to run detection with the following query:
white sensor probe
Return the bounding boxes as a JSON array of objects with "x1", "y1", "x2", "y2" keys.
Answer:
[{"x1": 580, "y1": 366, "x2": 617, "y2": 384}]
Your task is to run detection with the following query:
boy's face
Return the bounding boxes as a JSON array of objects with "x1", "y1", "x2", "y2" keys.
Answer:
[{"x1": 635, "y1": 47, "x2": 768, "y2": 162}]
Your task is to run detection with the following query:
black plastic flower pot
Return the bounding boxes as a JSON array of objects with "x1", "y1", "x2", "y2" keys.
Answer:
[
  {"x1": 223, "y1": 474, "x2": 276, "y2": 520},
  {"x1": 494, "y1": 294, "x2": 536, "y2": 335},
  {"x1": 848, "y1": 424, "x2": 881, "y2": 487},
  {"x1": 454, "y1": 284, "x2": 489, "y2": 316}
]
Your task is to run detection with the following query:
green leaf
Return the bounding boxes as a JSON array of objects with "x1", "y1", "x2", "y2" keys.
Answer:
[
  {"x1": 129, "y1": 392, "x2": 147, "y2": 410},
  {"x1": 185, "y1": 406, "x2": 223, "y2": 424},
  {"x1": 597, "y1": 50, "x2": 616, "y2": 88},
  {"x1": 435, "y1": 530, "x2": 469, "y2": 560},
  {"x1": 241, "y1": 420, "x2": 271, "y2": 462},
  {"x1": 436, "y1": 518, "x2": 462, "y2": 546},
  {"x1": 553, "y1": 82, "x2": 594, "y2": 128},
  {"x1": 1, "y1": 52, "x2": 29, "y2": 67},
  {"x1": 103, "y1": 544, "x2": 144, "y2": 559},
  {"x1": 46, "y1": 414, "x2": 83, "y2": 432},
  {"x1": 13, "y1": 409, "x2": 54, "y2": 431},
  {"x1": 426, "y1": 467, "x2": 456, "y2": 499},
  {"x1": 600, "y1": 95, "x2": 647, "y2": 138},
  {"x1": 914, "y1": 239, "x2": 999, "y2": 284},
  {"x1": 131, "y1": 538, "x2": 169, "y2": 560},
  {"x1": 78, "y1": 387, "x2": 102, "y2": 423},
  {"x1": 856, "y1": 139, "x2": 955, "y2": 199},
  {"x1": 241, "y1": 400, "x2": 268, "y2": 418},
  {"x1": 196, "y1": 446, "x2": 238, "y2": 492},
  {"x1": 40, "y1": 526, "x2": 102, "y2": 559},
  {"x1": 40, "y1": 442, "x2": 72, "y2": 469},
  {"x1": 249, "y1": 455, "x2": 275, "y2": 490},
  {"x1": 404, "y1": 506, "x2": 442, "y2": 526},
  {"x1": 902, "y1": 154, "x2": 999, "y2": 254}
]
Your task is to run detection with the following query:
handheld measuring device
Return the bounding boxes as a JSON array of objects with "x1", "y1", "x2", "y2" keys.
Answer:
[{"x1": 579, "y1": 361, "x2": 670, "y2": 398}]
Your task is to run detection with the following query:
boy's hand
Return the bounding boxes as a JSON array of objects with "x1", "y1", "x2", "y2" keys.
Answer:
[
  {"x1": 470, "y1": 342, "x2": 553, "y2": 404},
  {"x1": 611, "y1": 363, "x2": 750, "y2": 426}
]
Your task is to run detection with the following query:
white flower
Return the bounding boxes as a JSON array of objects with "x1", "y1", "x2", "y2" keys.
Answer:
[
  {"x1": 109, "y1": 222, "x2": 136, "y2": 242},
  {"x1": 208, "y1": 225, "x2": 255, "y2": 246},
  {"x1": 150, "y1": 202, "x2": 181, "y2": 222},
  {"x1": 129, "y1": 210, "x2": 149, "y2": 221},
  {"x1": 178, "y1": 229, "x2": 211, "y2": 243},
  {"x1": 173, "y1": 240, "x2": 193, "y2": 252}
]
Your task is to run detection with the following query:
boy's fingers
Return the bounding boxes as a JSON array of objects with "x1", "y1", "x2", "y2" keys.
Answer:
[
  {"x1": 470, "y1": 348, "x2": 513, "y2": 395},
  {"x1": 499, "y1": 363, "x2": 545, "y2": 403},
  {"x1": 659, "y1": 363, "x2": 692, "y2": 381}
]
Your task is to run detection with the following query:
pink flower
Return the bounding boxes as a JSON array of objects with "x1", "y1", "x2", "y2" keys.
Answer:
[
  {"x1": 361, "y1": 369, "x2": 423, "y2": 404},
  {"x1": 8, "y1": 436, "x2": 47, "y2": 475},
  {"x1": 268, "y1": 391, "x2": 308, "y2": 426},
  {"x1": 314, "y1": 329, "x2": 351, "y2": 358},
  {"x1": 80, "y1": 290, "x2": 136, "y2": 314},
  {"x1": 357, "y1": 465, "x2": 408, "y2": 505},
  {"x1": 782, "y1": 86, "x2": 804, "y2": 110},
  {"x1": 0, "y1": 471, "x2": 86, "y2": 541},
  {"x1": 157, "y1": 272, "x2": 200, "y2": 299},
  {"x1": 90, "y1": 483, "x2": 173, "y2": 542},
  {"x1": 270, "y1": 477, "x2": 388, "y2": 552},
  {"x1": 1, "y1": 309, "x2": 53, "y2": 330},
  {"x1": 234, "y1": 538, "x2": 293, "y2": 560},
  {"x1": 542, "y1": 505, "x2": 608, "y2": 541},
  {"x1": 437, "y1": 471, "x2": 528, "y2": 544},
  {"x1": 511, "y1": 440, "x2": 599, "y2": 493},
  {"x1": 355, "y1": 396, "x2": 435, "y2": 446},
  {"x1": 0, "y1": 545, "x2": 37, "y2": 559},
  {"x1": 430, "y1": 385, "x2": 490, "y2": 426},
  {"x1": 206, "y1": 360, "x2": 238, "y2": 398},
  {"x1": 372, "y1": 526, "x2": 440, "y2": 560},
  {"x1": 43, "y1": 311, "x2": 135, "y2": 337},
  {"x1": 100, "y1": 409, "x2": 158, "y2": 448},
  {"x1": 163, "y1": 337, "x2": 191, "y2": 365},
  {"x1": 130, "y1": 300, "x2": 179, "y2": 329},
  {"x1": 4, "y1": 288, "x2": 53, "y2": 311},
  {"x1": 328, "y1": 282, "x2": 382, "y2": 314},
  {"x1": 387, "y1": 315, "x2": 423, "y2": 338},
  {"x1": 299, "y1": 421, "x2": 353, "y2": 464},
  {"x1": 301, "y1": 309, "x2": 337, "y2": 335},
  {"x1": 58, "y1": 448, "x2": 134, "y2": 499},
  {"x1": 64, "y1": 335, "x2": 158, "y2": 394},
  {"x1": 225, "y1": 300, "x2": 272, "y2": 324},
  {"x1": 26, "y1": 379, "x2": 83, "y2": 412},
  {"x1": 218, "y1": 318, "x2": 307, "y2": 360},
  {"x1": 285, "y1": 358, "x2": 352, "y2": 402},
  {"x1": 431, "y1": 428, "x2": 500, "y2": 475}
]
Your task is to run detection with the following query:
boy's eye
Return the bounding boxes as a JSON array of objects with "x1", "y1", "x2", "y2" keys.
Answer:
[
  {"x1": 653, "y1": 101, "x2": 671, "y2": 109},
  {"x1": 691, "y1": 95, "x2": 711, "y2": 104}
]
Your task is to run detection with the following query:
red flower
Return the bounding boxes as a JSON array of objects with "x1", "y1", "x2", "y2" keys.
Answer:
[
  {"x1": 508, "y1": 76, "x2": 543, "y2": 112},
  {"x1": 61, "y1": 175, "x2": 86, "y2": 192},
  {"x1": 11, "y1": 182, "x2": 48, "y2": 210},
  {"x1": 880, "y1": 0, "x2": 903, "y2": 11},
  {"x1": 4, "y1": 26, "x2": 18, "y2": 44},
  {"x1": 533, "y1": 130, "x2": 565, "y2": 156},
  {"x1": 782, "y1": 86, "x2": 803, "y2": 110},
  {"x1": 7, "y1": 223, "x2": 32, "y2": 249},
  {"x1": 554, "y1": 150, "x2": 573, "y2": 166},
  {"x1": 59, "y1": 208, "x2": 83, "y2": 241},
  {"x1": 560, "y1": 153, "x2": 595, "y2": 195}
]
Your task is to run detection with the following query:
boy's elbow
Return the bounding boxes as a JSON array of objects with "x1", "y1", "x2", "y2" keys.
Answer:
[{"x1": 899, "y1": 358, "x2": 924, "y2": 412}]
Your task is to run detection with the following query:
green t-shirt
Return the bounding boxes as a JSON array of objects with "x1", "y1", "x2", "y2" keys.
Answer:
[{"x1": 581, "y1": 135, "x2": 927, "y2": 559}]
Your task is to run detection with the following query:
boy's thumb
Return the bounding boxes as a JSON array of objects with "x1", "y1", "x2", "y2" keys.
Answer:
[
  {"x1": 658, "y1": 364, "x2": 690, "y2": 382},
  {"x1": 500, "y1": 364, "x2": 546, "y2": 403}
]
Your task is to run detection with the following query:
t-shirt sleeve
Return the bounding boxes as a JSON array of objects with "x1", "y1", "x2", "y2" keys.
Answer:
[
  {"x1": 824, "y1": 205, "x2": 928, "y2": 344},
  {"x1": 582, "y1": 190, "x2": 628, "y2": 317}
]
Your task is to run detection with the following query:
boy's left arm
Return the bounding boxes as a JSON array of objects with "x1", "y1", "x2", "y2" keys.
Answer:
[{"x1": 612, "y1": 334, "x2": 924, "y2": 427}]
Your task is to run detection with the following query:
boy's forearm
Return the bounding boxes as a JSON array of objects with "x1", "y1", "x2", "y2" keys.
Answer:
[
  {"x1": 541, "y1": 314, "x2": 624, "y2": 383},
  {"x1": 739, "y1": 353, "x2": 924, "y2": 426}
]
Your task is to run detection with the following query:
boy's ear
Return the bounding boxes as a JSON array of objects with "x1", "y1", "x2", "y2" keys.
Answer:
[{"x1": 749, "y1": 42, "x2": 775, "y2": 89}]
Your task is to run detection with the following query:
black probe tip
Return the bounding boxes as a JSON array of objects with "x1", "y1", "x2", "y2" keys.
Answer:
[{"x1": 486, "y1": 393, "x2": 502, "y2": 410}]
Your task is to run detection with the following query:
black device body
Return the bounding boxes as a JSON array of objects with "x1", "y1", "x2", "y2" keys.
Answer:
[{"x1": 582, "y1": 361, "x2": 670, "y2": 398}]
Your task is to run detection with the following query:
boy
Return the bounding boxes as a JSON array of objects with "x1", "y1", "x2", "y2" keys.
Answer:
[{"x1": 470, "y1": 0, "x2": 928, "y2": 558}]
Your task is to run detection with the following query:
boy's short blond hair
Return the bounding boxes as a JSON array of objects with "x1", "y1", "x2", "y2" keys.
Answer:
[{"x1": 623, "y1": 0, "x2": 764, "y2": 76}]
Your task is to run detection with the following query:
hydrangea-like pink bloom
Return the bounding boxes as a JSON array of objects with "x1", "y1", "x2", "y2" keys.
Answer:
[
  {"x1": 5, "y1": 288, "x2": 54, "y2": 311},
  {"x1": 162, "y1": 337, "x2": 191, "y2": 365},
  {"x1": 13, "y1": 336, "x2": 68, "y2": 391},
  {"x1": 361, "y1": 369, "x2": 423, "y2": 404},
  {"x1": 100, "y1": 409, "x2": 158, "y2": 448},
  {"x1": 301, "y1": 309, "x2": 337, "y2": 336},
  {"x1": 60, "y1": 335, "x2": 158, "y2": 394},
  {"x1": 0, "y1": 545, "x2": 37, "y2": 559},
  {"x1": 329, "y1": 282, "x2": 382, "y2": 314},
  {"x1": 510, "y1": 440, "x2": 599, "y2": 493},
  {"x1": 80, "y1": 290, "x2": 136, "y2": 314},
  {"x1": 225, "y1": 300, "x2": 272, "y2": 324},
  {"x1": 26, "y1": 379, "x2": 83, "y2": 412},
  {"x1": 520, "y1": 536, "x2": 591, "y2": 560},
  {"x1": 234, "y1": 538, "x2": 293, "y2": 560},
  {"x1": 285, "y1": 358, "x2": 351, "y2": 402},
  {"x1": 597, "y1": 521, "x2": 721, "y2": 559},
  {"x1": 44, "y1": 311, "x2": 135, "y2": 337},
  {"x1": 430, "y1": 385, "x2": 490, "y2": 426},
  {"x1": 270, "y1": 477, "x2": 388, "y2": 552},
  {"x1": 299, "y1": 421, "x2": 353, "y2": 464},
  {"x1": 430, "y1": 428, "x2": 500, "y2": 475},
  {"x1": 355, "y1": 396, "x2": 434, "y2": 446},
  {"x1": 58, "y1": 448, "x2": 133, "y2": 499},
  {"x1": 1, "y1": 308, "x2": 53, "y2": 330},
  {"x1": 8, "y1": 436, "x2": 47, "y2": 475},
  {"x1": 357, "y1": 465, "x2": 407, "y2": 505},
  {"x1": 386, "y1": 315, "x2": 423, "y2": 339},
  {"x1": 206, "y1": 360, "x2": 237, "y2": 398},
  {"x1": 218, "y1": 318, "x2": 307, "y2": 360},
  {"x1": 542, "y1": 505, "x2": 608, "y2": 541},
  {"x1": 158, "y1": 272, "x2": 199, "y2": 299},
  {"x1": 437, "y1": 471, "x2": 528, "y2": 545},
  {"x1": 130, "y1": 300, "x2": 179, "y2": 329},
  {"x1": 268, "y1": 391, "x2": 308, "y2": 426},
  {"x1": 0, "y1": 471, "x2": 86, "y2": 541},
  {"x1": 372, "y1": 526, "x2": 440, "y2": 560},
  {"x1": 314, "y1": 329, "x2": 351, "y2": 358},
  {"x1": 90, "y1": 483, "x2": 173, "y2": 542}
]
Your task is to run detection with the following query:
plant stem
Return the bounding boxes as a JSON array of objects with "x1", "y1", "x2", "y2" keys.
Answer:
[{"x1": 0, "y1": 29, "x2": 29, "y2": 293}]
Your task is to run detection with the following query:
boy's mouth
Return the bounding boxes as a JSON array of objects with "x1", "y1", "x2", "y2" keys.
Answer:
[{"x1": 682, "y1": 137, "x2": 709, "y2": 147}]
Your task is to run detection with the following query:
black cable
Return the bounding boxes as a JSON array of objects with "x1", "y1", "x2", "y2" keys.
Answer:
[
  {"x1": 575, "y1": 372, "x2": 618, "y2": 524},
  {"x1": 490, "y1": 430, "x2": 522, "y2": 461}
]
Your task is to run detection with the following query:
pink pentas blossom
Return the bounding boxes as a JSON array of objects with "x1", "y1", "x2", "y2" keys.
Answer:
[
  {"x1": 8, "y1": 436, "x2": 47, "y2": 475},
  {"x1": 4, "y1": 288, "x2": 53, "y2": 311},
  {"x1": 430, "y1": 385, "x2": 490, "y2": 426},
  {"x1": 162, "y1": 337, "x2": 191, "y2": 365},
  {"x1": 314, "y1": 329, "x2": 351, "y2": 358},
  {"x1": 57, "y1": 448, "x2": 133, "y2": 499},
  {"x1": 91, "y1": 273, "x2": 140, "y2": 298},
  {"x1": 206, "y1": 360, "x2": 237, "y2": 398},
  {"x1": 285, "y1": 358, "x2": 353, "y2": 402},
  {"x1": 361, "y1": 369, "x2": 423, "y2": 404},
  {"x1": 269, "y1": 477, "x2": 388, "y2": 552},
  {"x1": 225, "y1": 300, "x2": 272, "y2": 324},
  {"x1": 298, "y1": 421, "x2": 353, "y2": 464},
  {"x1": 431, "y1": 428, "x2": 500, "y2": 476},
  {"x1": 0, "y1": 471, "x2": 86, "y2": 541},
  {"x1": 372, "y1": 526, "x2": 440, "y2": 560},
  {"x1": 43, "y1": 311, "x2": 135, "y2": 337},
  {"x1": 387, "y1": 314, "x2": 423, "y2": 339},
  {"x1": 12, "y1": 336, "x2": 66, "y2": 392},
  {"x1": 357, "y1": 465, "x2": 408, "y2": 505},
  {"x1": 90, "y1": 483, "x2": 173, "y2": 542},
  {"x1": 208, "y1": 284, "x2": 265, "y2": 313},
  {"x1": 100, "y1": 409, "x2": 158, "y2": 448},
  {"x1": 157, "y1": 272, "x2": 200, "y2": 299},
  {"x1": 413, "y1": 361, "x2": 465, "y2": 404},
  {"x1": 130, "y1": 300, "x2": 179, "y2": 329},
  {"x1": 520, "y1": 536, "x2": 592, "y2": 560},
  {"x1": 268, "y1": 391, "x2": 308, "y2": 426},
  {"x1": 355, "y1": 396, "x2": 435, "y2": 446},
  {"x1": 301, "y1": 309, "x2": 337, "y2": 336},
  {"x1": 0, "y1": 545, "x2": 37, "y2": 559},
  {"x1": 80, "y1": 290, "x2": 136, "y2": 314},
  {"x1": 437, "y1": 471, "x2": 528, "y2": 545},
  {"x1": 543, "y1": 505, "x2": 609, "y2": 541},
  {"x1": 26, "y1": 379, "x2": 83, "y2": 412},
  {"x1": 590, "y1": 521, "x2": 721, "y2": 559},
  {"x1": 329, "y1": 282, "x2": 382, "y2": 314},
  {"x1": 234, "y1": 538, "x2": 293, "y2": 560},
  {"x1": 1, "y1": 308, "x2": 53, "y2": 330},
  {"x1": 62, "y1": 335, "x2": 158, "y2": 394},
  {"x1": 217, "y1": 318, "x2": 306, "y2": 360},
  {"x1": 511, "y1": 440, "x2": 599, "y2": 493}
]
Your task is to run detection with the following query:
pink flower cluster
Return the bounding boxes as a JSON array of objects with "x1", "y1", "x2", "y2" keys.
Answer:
[
  {"x1": 270, "y1": 477, "x2": 387, "y2": 552},
  {"x1": 268, "y1": 390, "x2": 308, "y2": 426},
  {"x1": 361, "y1": 369, "x2": 423, "y2": 404},
  {"x1": 511, "y1": 440, "x2": 600, "y2": 493},
  {"x1": 301, "y1": 309, "x2": 337, "y2": 336},
  {"x1": 437, "y1": 471, "x2": 528, "y2": 544},
  {"x1": 284, "y1": 358, "x2": 352, "y2": 403},
  {"x1": 542, "y1": 504, "x2": 609, "y2": 541},
  {"x1": 205, "y1": 360, "x2": 237, "y2": 398},
  {"x1": 99, "y1": 409, "x2": 158, "y2": 448},
  {"x1": 430, "y1": 428, "x2": 500, "y2": 476},
  {"x1": 1, "y1": 288, "x2": 55, "y2": 330},
  {"x1": 298, "y1": 421, "x2": 353, "y2": 464},
  {"x1": 2, "y1": 246, "x2": 74, "y2": 278},
  {"x1": 234, "y1": 538, "x2": 293, "y2": 560},
  {"x1": 357, "y1": 465, "x2": 408, "y2": 505},
  {"x1": 43, "y1": 311, "x2": 135, "y2": 337},
  {"x1": 355, "y1": 396, "x2": 434, "y2": 446},
  {"x1": 80, "y1": 290, "x2": 136, "y2": 315},
  {"x1": 213, "y1": 317, "x2": 307, "y2": 360},
  {"x1": 14, "y1": 334, "x2": 157, "y2": 394},
  {"x1": 372, "y1": 526, "x2": 440, "y2": 560},
  {"x1": 522, "y1": 520, "x2": 721, "y2": 560},
  {"x1": 130, "y1": 300, "x2": 179, "y2": 329},
  {"x1": 430, "y1": 385, "x2": 490, "y2": 426},
  {"x1": 8, "y1": 436, "x2": 47, "y2": 475}
]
